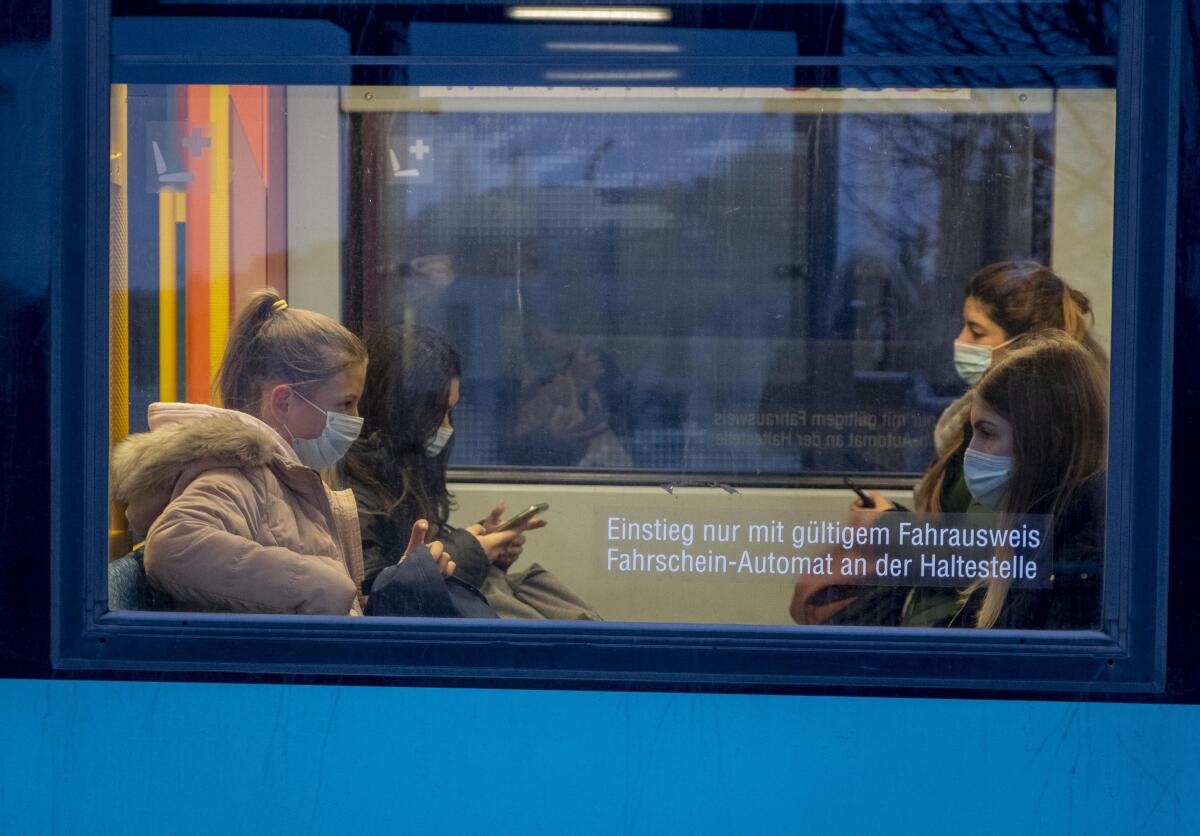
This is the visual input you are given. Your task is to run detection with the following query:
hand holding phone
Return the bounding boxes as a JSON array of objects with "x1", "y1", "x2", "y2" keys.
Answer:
[
  {"x1": 494, "y1": 502, "x2": 549, "y2": 532},
  {"x1": 843, "y1": 477, "x2": 876, "y2": 509}
]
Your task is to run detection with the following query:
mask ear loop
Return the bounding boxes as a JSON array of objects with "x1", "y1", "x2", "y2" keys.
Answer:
[
  {"x1": 279, "y1": 420, "x2": 297, "y2": 444},
  {"x1": 990, "y1": 335, "x2": 1019, "y2": 358},
  {"x1": 271, "y1": 385, "x2": 308, "y2": 444},
  {"x1": 289, "y1": 386, "x2": 329, "y2": 418}
]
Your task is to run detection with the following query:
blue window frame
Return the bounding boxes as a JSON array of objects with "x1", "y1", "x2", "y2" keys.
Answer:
[{"x1": 51, "y1": 0, "x2": 1177, "y2": 691}]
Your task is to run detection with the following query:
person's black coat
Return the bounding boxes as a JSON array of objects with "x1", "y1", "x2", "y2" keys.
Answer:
[{"x1": 341, "y1": 435, "x2": 495, "y2": 619}]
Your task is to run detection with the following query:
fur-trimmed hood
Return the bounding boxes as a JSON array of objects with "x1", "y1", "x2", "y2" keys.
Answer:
[
  {"x1": 112, "y1": 403, "x2": 298, "y2": 533},
  {"x1": 114, "y1": 402, "x2": 366, "y2": 615},
  {"x1": 933, "y1": 391, "x2": 973, "y2": 457}
]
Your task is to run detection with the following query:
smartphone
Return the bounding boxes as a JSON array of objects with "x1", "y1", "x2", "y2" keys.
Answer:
[
  {"x1": 494, "y1": 502, "x2": 549, "y2": 532},
  {"x1": 842, "y1": 477, "x2": 876, "y2": 509}
]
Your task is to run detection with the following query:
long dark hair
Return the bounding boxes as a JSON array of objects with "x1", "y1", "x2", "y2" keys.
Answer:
[
  {"x1": 970, "y1": 330, "x2": 1108, "y2": 627},
  {"x1": 977, "y1": 330, "x2": 1108, "y2": 521},
  {"x1": 966, "y1": 260, "x2": 1105, "y2": 363},
  {"x1": 338, "y1": 326, "x2": 462, "y2": 527}
]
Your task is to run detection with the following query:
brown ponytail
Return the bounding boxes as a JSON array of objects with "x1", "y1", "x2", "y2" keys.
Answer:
[
  {"x1": 967, "y1": 261, "x2": 1107, "y2": 366},
  {"x1": 214, "y1": 289, "x2": 367, "y2": 414},
  {"x1": 1060, "y1": 285, "x2": 1094, "y2": 344}
]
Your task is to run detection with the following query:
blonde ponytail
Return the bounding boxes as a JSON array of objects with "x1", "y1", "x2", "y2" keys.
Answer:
[{"x1": 214, "y1": 289, "x2": 367, "y2": 413}]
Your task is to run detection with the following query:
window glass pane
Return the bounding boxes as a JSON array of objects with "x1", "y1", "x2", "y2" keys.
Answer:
[
  {"x1": 111, "y1": 1, "x2": 1119, "y2": 59},
  {"x1": 108, "y1": 77, "x2": 1114, "y2": 630}
]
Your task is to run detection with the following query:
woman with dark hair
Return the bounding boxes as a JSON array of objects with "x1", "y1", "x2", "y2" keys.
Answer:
[
  {"x1": 904, "y1": 330, "x2": 1108, "y2": 628},
  {"x1": 793, "y1": 261, "x2": 1108, "y2": 625},
  {"x1": 338, "y1": 325, "x2": 600, "y2": 620},
  {"x1": 913, "y1": 260, "x2": 1106, "y2": 514},
  {"x1": 794, "y1": 331, "x2": 1107, "y2": 628}
]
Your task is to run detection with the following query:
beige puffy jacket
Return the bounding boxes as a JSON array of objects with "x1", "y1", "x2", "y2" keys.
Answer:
[{"x1": 111, "y1": 403, "x2": 365, "y2": 616}]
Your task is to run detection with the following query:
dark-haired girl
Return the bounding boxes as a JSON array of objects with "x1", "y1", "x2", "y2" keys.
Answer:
[
  {"x1": 796, "y1": 262, "x2": 1108, "y2": 625},
  {"x1": 905, "y1": 331, "x2": 1108, "y2": 628},
  {"x1": 916, "y1": 260, "x2": 1106, "y2": 514},
  {"x1": 339, "y1": 325, "x2": 600, "y2": 620}
]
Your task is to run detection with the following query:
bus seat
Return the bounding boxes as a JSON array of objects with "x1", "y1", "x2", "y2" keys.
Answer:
[{"x1": 108, "y1": 548, "x2": 176, "y2": 612}]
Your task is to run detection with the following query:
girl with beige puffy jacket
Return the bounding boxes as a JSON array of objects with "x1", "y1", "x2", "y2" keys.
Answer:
[{"x1": 110, "y1": 290, "x2": 436, "y2": 616}]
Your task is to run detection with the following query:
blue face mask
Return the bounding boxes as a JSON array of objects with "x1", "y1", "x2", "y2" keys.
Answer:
[
  {"x1": 424, "y1": 426, "x2": 453, "y2": 458},
  {"x1": 963, "y1": 447, "x2": 1012, "y2": 510},
  {"x1": 953, "y1": 342, "x2": 994, "y2": 386},
  {"x1": 286, "y1": 389, "x2": 363, "y2": 471},
  {"x1": 954, "y1": 337, "x2": 1017, "y2": 386}
]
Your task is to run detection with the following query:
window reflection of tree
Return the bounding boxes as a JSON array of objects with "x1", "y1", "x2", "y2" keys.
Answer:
[
  {"x1": 842, "y1": 1, "x2": 1116, "y2": 59},
  {"x1": 758, "y1": 104, "x2": 1058, "y2": 474},
  {"x1": 835, "y1": 109, "x2": 1052, "y2": 365}
]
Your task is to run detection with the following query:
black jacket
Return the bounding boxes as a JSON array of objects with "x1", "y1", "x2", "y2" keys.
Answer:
[
  {"x1": 339, "y1": 436, "x2": 496, "y2": 618},
  {"x1": 823, "y1": 472, "x2": 1106, "y2": 630},
  {"x1": 902, "y1": 472, "x2": 1106, "y2": 629}
]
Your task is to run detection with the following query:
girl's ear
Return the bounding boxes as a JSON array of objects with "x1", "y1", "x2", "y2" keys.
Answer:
[{"x1": 265, "y1": 383, "x2": 293, "y2": 424}]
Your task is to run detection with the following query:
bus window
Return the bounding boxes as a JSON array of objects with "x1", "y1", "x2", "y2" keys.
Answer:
[{"x1": 108, "y1": 79, "x2": 1114, "y2": 631}]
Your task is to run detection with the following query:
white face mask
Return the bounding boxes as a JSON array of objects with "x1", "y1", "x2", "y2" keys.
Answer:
[
  {"x1": 954, "y1": 337, "x2": 1017, "y2": 386},
  {"x1": 953, "y1": 342, "x2": 995, "y2": 386},
  {"x1": 963, "y1": 447, "x2": 1012, "y2": 510},
  {"x1": 424, "y1": 426, "x2": 453, "y2": 458},
  {"x1": 285, "y1": 389, "x2": 364, "y2": 471}
]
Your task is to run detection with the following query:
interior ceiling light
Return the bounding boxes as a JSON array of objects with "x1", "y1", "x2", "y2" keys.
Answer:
[
  {"x1": 544, "y1": 41, "x2": 681, "y2": 53},
  {"x1": 507, "y1": 6, "x2": 672, "y2": 23},
  {"x1": 543, "y1": 69, "x2": 681, "y2": 81}
]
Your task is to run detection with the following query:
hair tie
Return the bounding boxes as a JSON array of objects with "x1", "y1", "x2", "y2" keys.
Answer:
[{"x1": 272, "y1": 299, "x2": 288, "y2": 313}]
